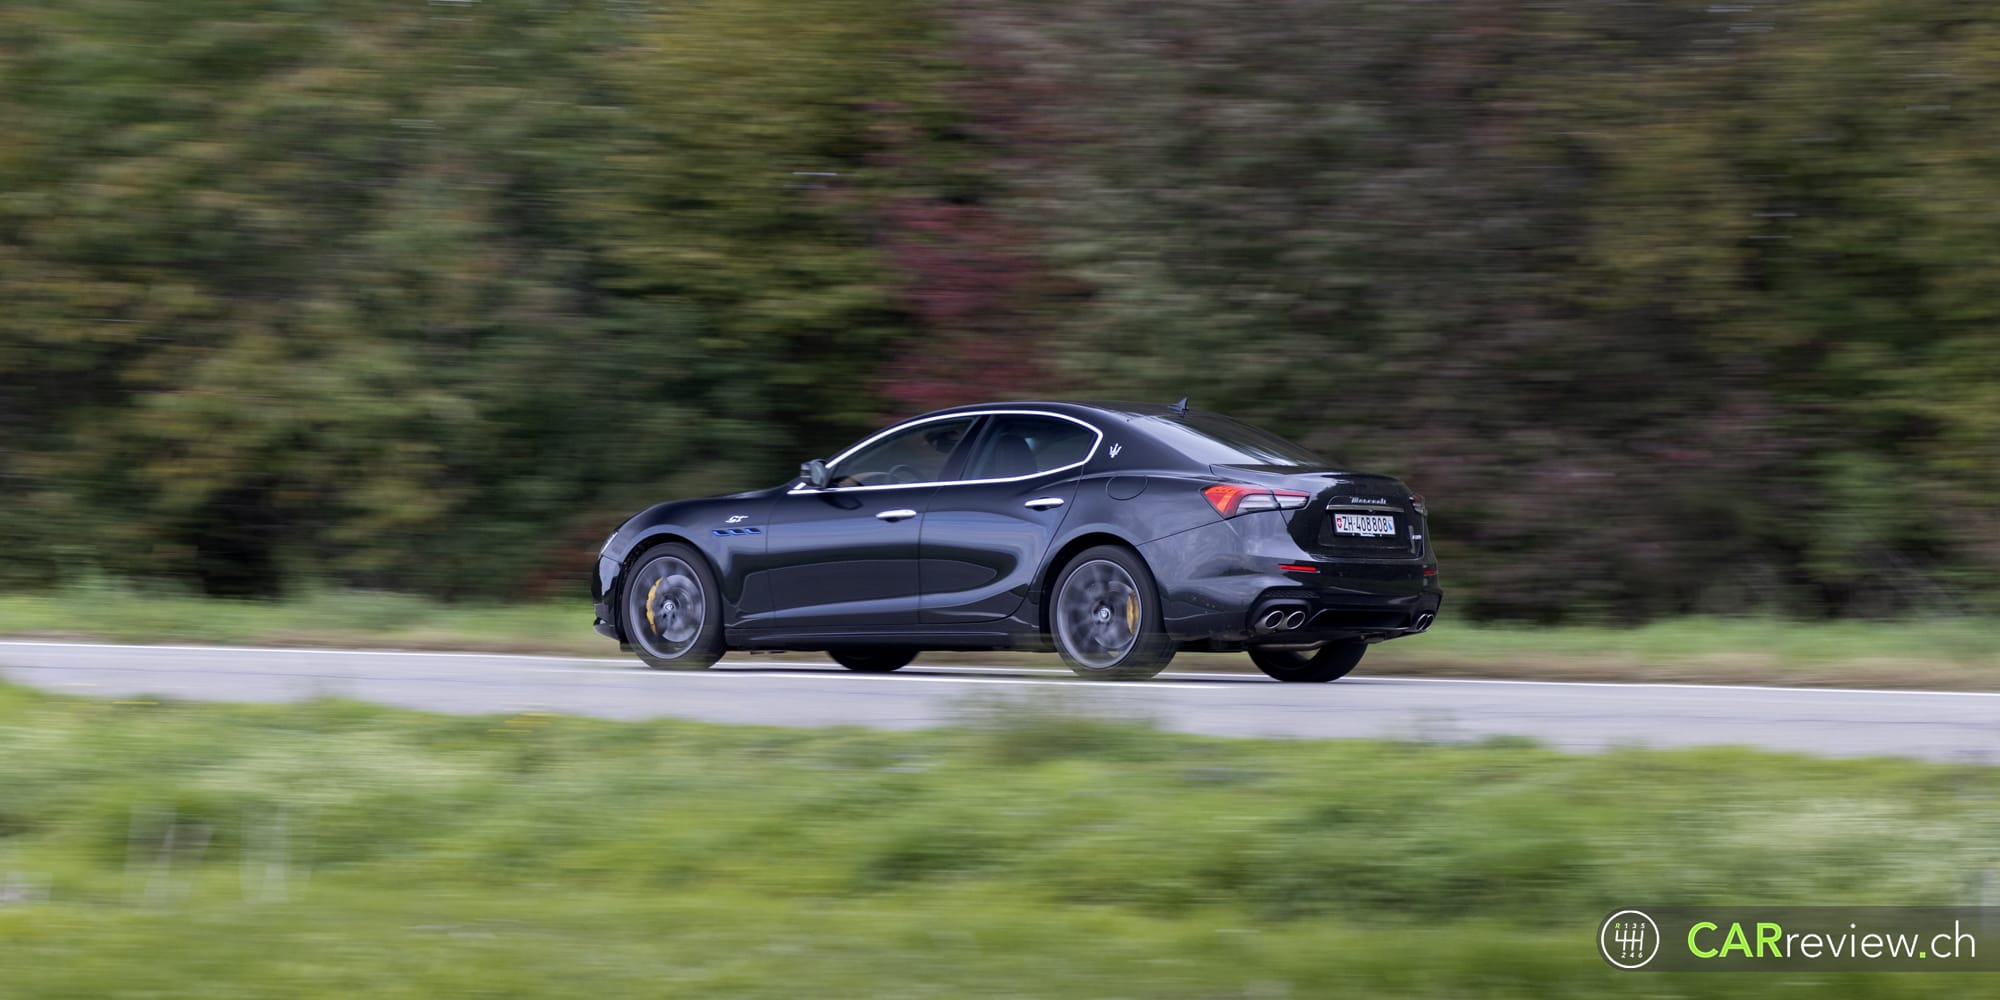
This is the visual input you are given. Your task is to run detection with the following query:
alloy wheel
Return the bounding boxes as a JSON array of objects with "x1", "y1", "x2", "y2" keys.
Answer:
[
  {"x1": 1054, "y1": 558, "x2": 1143, "y2": 670},
  {"x1": 628, "y1": 555, "x2": 706, "y2": 660}
]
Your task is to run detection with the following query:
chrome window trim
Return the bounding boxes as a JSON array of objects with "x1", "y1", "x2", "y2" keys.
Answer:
[{"x1": 787, "y1": 409, "x2": 1105, "y2": 495}]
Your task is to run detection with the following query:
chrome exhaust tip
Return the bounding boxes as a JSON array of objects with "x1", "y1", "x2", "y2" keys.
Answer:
[
  {"x1": 1282, "y1": 610, "x2": 1307, "y2": 630},
  {"x1": 1258, "y1": 609, "x2": 1287, "y2": 631},
  {"x1": 1412, "y1": 612, "x2": 1435, "y2": 633}
]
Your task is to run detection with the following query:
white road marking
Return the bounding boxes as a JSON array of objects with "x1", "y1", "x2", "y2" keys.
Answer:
[
  {"x1": 0, "y1": 640, "x2": 1994, "y2": 698},
  {"x1": 213, "y1": 663, "x2": 1211, "y2": 690},
  {"x1": 0, "y1": 640, "x2": 615, "y2": 663},
  {"x1": 1357, "y1": 674, "x2": 2000, "y2": 699}
]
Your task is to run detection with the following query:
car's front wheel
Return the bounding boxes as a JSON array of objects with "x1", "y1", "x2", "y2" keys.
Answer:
[
  {"x1": 1249, "y1": 640, "x2": 1366, "y2": 683},
  {"x1": 830, "y1": 648, "x2": 917, "y2": 673},
  {"x1": 622, "y1": 543, "x2": 725, "y2": 670},
  {"x1": 1049, "y1": 545, "x2": 1176, "y2": 681}
]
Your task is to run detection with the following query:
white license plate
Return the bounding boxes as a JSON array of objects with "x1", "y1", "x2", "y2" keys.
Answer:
[{"x1": 1333, "y1": 513, "x2": 1397, "y2": 537}]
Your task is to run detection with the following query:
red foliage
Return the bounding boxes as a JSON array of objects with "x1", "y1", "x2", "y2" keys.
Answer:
[
  {"x1": 863, "y1": 8, "x2": 1081, "y2": 413},
  {"x1": 872, "y1": 196, "x2": 1051, "y2": 411}
]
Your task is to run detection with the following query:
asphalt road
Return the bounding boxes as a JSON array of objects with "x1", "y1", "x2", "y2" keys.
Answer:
[{"x1": 1, "y1": 640, "x2": 1995, "y2": 762}]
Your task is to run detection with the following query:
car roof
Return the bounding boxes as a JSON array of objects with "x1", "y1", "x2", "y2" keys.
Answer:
[{"x1": 916, "y1": 400, "x2": 1193, "y2": 422}]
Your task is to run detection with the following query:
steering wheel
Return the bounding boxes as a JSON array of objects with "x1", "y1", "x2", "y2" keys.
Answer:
[{"x1": 888, "y1": 463, "x2": 923, "y2": 484}]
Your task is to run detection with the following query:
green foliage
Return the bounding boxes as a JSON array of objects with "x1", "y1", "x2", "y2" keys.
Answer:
[
  {"x1": 2, "y1": 684, "x2": 1996, "y2": 996},
  {"x1": 4, "y1": 0, "x2": 1999, "y2": 619},
  {"x1": 959, "y1": 0, "x2": 2000, "y2": 619},
  {"x1": 0, "y1": 0, "x2": 959, "y2": 596}
]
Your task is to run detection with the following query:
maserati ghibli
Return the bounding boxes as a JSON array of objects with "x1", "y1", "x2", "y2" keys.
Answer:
[{"x1": 591, "y1": 401, "x2": 1440, "y2": 681}]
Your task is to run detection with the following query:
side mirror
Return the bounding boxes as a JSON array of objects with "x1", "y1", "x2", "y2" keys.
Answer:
[{"x1": 800, "y1": 458, "x2": 831, "y2": 489}]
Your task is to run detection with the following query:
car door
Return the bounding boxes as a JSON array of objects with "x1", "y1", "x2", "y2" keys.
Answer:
[
  {"x1": 919, "y1": 412, "x2": 1098, "y2": 624},
  {"x1": 760, "y1": 415, "x2": 980, "y2": 631}
]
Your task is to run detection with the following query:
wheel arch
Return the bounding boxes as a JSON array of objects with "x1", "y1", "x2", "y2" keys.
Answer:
[
  {"x1": 1034, "y1": 531, "x2": 1148, "y2": 632},
  {"x1": 614, "y1": 531, "x2": 708, "y2": 613},
  {"x1": 628, "y1": 529, "x2": 703, "y2": 558}
]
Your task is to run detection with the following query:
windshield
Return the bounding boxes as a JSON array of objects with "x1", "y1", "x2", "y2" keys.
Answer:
[{"x1": 1137, "y1": 413, "x2": 1330, "y2": 468}]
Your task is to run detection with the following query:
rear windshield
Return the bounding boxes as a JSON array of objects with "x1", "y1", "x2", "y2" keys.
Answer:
[{"x1": 1137, "y1": 413, "x2": 1329, "y2": 467}]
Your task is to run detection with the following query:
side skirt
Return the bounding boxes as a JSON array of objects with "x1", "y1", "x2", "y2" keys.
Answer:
[{"x1": 727, "y1": 628, "x2": 1034, "y2": 652}]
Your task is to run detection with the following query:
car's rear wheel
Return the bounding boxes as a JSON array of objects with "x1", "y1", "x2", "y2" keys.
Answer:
[
  {"x1": 1249, "y1": 640, "x2": 1366, "y2": 683},
  {"x1": 1050, "y1": 545, "x2": 1176, "y2": 681},
  {"x1": 830, "y1": 648, "x2": 917, "y2": 673},
  {"x1": 622, "y1": 543, "x2": 725, "y2": 670}
]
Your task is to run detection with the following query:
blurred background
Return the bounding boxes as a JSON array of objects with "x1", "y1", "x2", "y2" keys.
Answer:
[
  {"x1": 3, "y1": 0, "x2": 1997, "y2": 625},
  {"x1": 5, "y1": 7, "x2": 2000, "y2": 997}
]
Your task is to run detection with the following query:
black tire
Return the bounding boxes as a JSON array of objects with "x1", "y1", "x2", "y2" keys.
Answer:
[
  {"x1": 621, "y1": 542, "x2": 725, "y2": 670},
  {"x1": 1048, "y1": 545, "x2": 1176, "y2": 681},
  {"x1": 830, "y1": 648, "x2": 918, "y2": 673},
  {"x1": 1249, "y1": 640, "x2": 1366, "y2": 683}
]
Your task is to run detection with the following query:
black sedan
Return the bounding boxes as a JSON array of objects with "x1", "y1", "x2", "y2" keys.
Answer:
[{"x1": 591, "y1": 401, "x2": 1440, "y2": 681}]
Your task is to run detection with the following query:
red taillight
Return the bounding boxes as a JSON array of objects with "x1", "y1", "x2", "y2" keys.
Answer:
[
  {"x1": 1202, "y1": 484, "x2": 1311, "y2": 517},
  {"x1": 1201, "y1": 484, "x2": 1261, "y2": 517},
  {"x1": 1279, "y1": 563, "x2": 1318, "y2": 573},
  {"x1": 1409, "y1": 493, "x2": 1427, "y2": 514}
]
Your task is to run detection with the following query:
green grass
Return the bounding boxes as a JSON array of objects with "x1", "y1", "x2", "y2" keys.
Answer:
[
  {"x1": 1365, "y1": 615, "x2": 2000, "y2": 688},
  {"x1": 1, "y1": 683, "x2": 1997, "y2": 997},
  {"x1": 0, "y1": 582, "x2": 586, "y2": 654},
  {"x1": 2, "y1": 582, "x2": 1999, "y2": 687}
]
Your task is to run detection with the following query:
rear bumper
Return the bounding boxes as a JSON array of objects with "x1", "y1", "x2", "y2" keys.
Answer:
[
  {"x1": 1139, "y1": 514, "x2": 1441, "y2": 642},
  {"x1": 1246, "y1": 588, "x2": 1441, "y2": 642}
]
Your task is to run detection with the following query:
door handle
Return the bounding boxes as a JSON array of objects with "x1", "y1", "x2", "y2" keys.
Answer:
[
  {"x1": 1023, "y1": 497, "x2": 1065, "y2": 510},
  {"x1": 875, "y1": 508, "x2": 919, "y2": 522}
]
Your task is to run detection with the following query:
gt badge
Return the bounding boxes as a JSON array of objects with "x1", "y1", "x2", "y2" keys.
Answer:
[{"x1": 725, "y1": 514, "x2": 748, "y2": 523}]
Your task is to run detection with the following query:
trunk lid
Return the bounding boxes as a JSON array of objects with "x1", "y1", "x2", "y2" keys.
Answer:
[{"x1": 1210, "y1": 465, "x2": 1426, "y2": 559}]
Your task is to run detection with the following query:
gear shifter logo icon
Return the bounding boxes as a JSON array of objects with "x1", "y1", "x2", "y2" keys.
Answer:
[{"x1": 1600, "y1": 910, "x2": 1660, "y2": 969}]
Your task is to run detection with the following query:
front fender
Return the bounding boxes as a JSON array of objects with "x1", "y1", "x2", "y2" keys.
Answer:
[{"x1": 594, "y1": 493, "x2": 777, "y2": 635}]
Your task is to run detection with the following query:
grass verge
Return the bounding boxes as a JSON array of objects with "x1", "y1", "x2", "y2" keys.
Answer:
[
  {"x1": 1, "y1": 583, "x2": 1998, "y2": 689},
  {"x1": 1, "y1": 683, "x2": 1997, "y2": 997}
]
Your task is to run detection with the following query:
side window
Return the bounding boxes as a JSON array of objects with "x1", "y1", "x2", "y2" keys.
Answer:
[
  {"x1": 963, "y1": 415, "x2": 1098, "y2": 481},
  {"x1": 829, "y1": 417, "x2": 977, "y2": 487}
]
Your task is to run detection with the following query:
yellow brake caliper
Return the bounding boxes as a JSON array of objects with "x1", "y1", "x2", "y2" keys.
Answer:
[
  {"x1": 646, "y1": 578, "x2": 663, "y2": 633},
  {"x1": 1125, "y1": 591, "x2": 1139, "y2": 632}
]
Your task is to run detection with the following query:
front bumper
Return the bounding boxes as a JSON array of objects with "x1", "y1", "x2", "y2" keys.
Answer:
[
  {"x1": 592, "y1": 554, "x2": 624, "y2": 641},
  {"x1": 593, "y1": 602, "x2": 620, "y2": 641}
]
